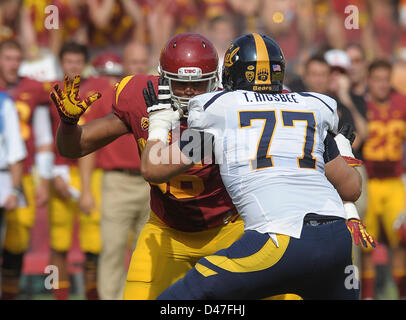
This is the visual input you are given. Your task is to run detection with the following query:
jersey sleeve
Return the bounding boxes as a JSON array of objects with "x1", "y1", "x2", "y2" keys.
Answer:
[
  {"x1": 185, "y1": 93, "x2": 222, "y2": 163},
  {"x1": 187, "y1": 95, "x2": 209, "y2": 131},
  {"x1": 308, "y1": 92, "x2": 339, "y2": 134},
  {"x1": 112, "y1": 74, "x2": 157, "y2": 139}
]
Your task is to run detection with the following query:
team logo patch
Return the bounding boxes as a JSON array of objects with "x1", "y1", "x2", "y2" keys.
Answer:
[
  {"x1": 141, "y1": 117, "x2": 149, "y2": 131},
  {"x1": 224, "y1": 46, "x2": 240, "y2": 67},
  {"x1": 257, "y1": 68, "x2": 269, "y2": 82},
  {"x1": 245, "y1": 71, "x2": 255, "y2": 82}
]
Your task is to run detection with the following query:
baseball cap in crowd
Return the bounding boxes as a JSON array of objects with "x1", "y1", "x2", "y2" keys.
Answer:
[
  {"x1": 324, "y1": 49, "x2": 351, "y2": 73},
  {"x1": 92, "y1": 51, "x2": 124, "y2": 76}
]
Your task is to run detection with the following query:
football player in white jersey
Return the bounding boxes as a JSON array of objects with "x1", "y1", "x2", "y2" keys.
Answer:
[{"x1": 141, "y1": 33, "x2": 367, "y2": 299}]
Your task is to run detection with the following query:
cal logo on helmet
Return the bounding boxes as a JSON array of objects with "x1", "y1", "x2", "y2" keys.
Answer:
[
  {"x1": 224, "y1": 45, "x2": 240, "y2": 67},
  {"x1": 222, "y1": 33, "x2": 285, "y2": 93}
]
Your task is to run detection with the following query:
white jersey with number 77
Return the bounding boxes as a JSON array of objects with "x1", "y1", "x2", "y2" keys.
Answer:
[{"x1": 186, "y1": 90, "x2": 346, "y2": 239}]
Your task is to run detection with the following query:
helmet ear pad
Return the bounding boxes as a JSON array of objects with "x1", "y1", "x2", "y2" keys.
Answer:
[{"x1": 221, "y1": 33, "x2": 285, "y2": 94}]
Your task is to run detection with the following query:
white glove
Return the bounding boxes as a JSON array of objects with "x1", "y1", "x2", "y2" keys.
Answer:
[
  {"x1": 334, "y1": 133, "x2": 355, "y2": 158},
  {"x1": 143, "y1": 78, "x2": 181, "y2": 143}
]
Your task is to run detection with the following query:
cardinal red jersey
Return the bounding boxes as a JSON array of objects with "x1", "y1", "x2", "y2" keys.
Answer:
[
  {"x1": 0, "y1": 77, "x2": 50, "y2": 173},
  {"x1": 363, "y1": 92, "x2": 406, "y2": 179},
  {"x1": 84, "y1": 80, "x2": 141, "y2": 170},
  {"x1": 112, "y1": 74, "x2": 238, "y2": 232}
]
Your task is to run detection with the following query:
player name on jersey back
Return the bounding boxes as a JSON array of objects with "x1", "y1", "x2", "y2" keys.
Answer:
[{"x1": 241, "y1": 91, "x2": 299, "y2": 104}]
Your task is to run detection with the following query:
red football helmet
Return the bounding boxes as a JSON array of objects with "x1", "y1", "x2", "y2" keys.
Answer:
[
  {"x1": 92, "y1": 51, "x2": 123, "y2": 76},
  {"x1": 158, "y1": 33, "x2": 219, "y2": 114}
]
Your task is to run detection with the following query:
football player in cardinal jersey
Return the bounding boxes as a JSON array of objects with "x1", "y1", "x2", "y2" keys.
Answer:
[{"x1": 51, "y1": 33, "x2": 246, "y2": 300}]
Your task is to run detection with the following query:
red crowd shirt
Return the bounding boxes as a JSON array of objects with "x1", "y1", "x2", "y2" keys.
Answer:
[{"x1": 112, "y1": 74, "x2": 238, "y2": 232}]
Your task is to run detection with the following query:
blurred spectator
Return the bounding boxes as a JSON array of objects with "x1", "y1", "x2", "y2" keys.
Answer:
[
  {"x1": 397, "y1": 0, "x2": 406, "y2": 61},
  {"x1": 368, "y1": 0, "x2": 399, "y2": 60},
  {"x1": 324, "y1": 49, "x2": 367, "y2": 152},
  {"x1": 330, "y1": 0, "x2": 375, "y2": 56},
  {"x1": 17, "y1": 0, "x2": 89, "y2": 82},
  {"x1": 310, "y1": 1, "x2": 342, "y2": 52},
  {"x1": 259, "y1": 0, "x2": 314, "y2": 73},
  {"x1": 122, "y1": 41, "x2": 151, "y2": 75},
  {"x1": 205, "y1": 15, "x2": 237, "y2": 61},
  {"x1": 0, "y1": 0, "x2": 21, "y2": 43},
  {"x1": 346, "y1": 43, "x2": 368, "y2": 97},
  {"x1": 361, "y1": 59, "x2": 406, "y2": 300},
  {"x1": 82, "y1": 42, "x2": 150, "y2": 300},
  {"x1": 92, "y1": 51, "x2": 124, "y2": 78},
  {"x1": 227, "y1": 0, "x2": 261, "y2": 34},
  {"x1": 344, "y1": 42, "x2": 369, "y2": 217},
  {"x1": 0, "y1": 91, "x2": 26, "y2": 276},
  {"x1": 204, "y1": 14, "x2": 238, "y2": 86},
  {"x1": 47, "y1": 42, "x2": 106, "y2": 300},
  {"x1": 87, "y1": 0, "x2": 145, "y2": 51},
  {"x1": 0, "y1": 39, "x2": 52, "y2": 300},
  {"x1": 296, "y1": 54, "x2": 355, "y2": 132}
]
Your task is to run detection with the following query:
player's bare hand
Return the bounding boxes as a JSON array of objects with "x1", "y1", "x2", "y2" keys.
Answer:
[
  {"x1": 50, "y1": 74, "x2": 101, "y2": 124},
  {"x1": 35, "y1": 180, "x2": 50, "y2": 208},
  {"x1": 3, "y1": 194, "x2": 18, "y2": 211},
  {"x1": 79, "y1": 191, "x2": 95, "y2": 215},
  {"x1": 346, "y1": 218, "x2": 376, "y2": 249},
  {"x1": 52, "y1": 175, "x2": 71, "y2": 200}
]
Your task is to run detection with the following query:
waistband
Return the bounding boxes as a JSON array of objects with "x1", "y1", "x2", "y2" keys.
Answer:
[{"x1": 303, "y1": 213, "x2": 344, "y2": 226}]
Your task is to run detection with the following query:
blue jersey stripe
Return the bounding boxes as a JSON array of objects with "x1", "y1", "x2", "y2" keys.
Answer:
[
  {"x1": 203, "y1": 90, "x2": 229, "y2": 110},
  {"x1": 297, "y1": 92, "x2": 334, "y2": 113}
]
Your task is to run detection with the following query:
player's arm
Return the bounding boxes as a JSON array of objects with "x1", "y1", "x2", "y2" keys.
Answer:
[
  {"x1": 140, "y1": 78, "x2": 192, "y2": 183},
  {"x1": 141, "y1": 140, "x2": 193, "y2": 184},
  {"x1": 50, "y1": 75, "x2": 129, "y2": 158},
  {"x1": 323, "y1": 127, "x2": 362, "y2": 202},
  {"x1": 325, "y1": 155, "x2": 362, "y2": 202}
]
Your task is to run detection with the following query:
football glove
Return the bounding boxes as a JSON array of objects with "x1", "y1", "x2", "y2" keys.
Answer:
[
  {"x1": 50, "y1": 75, "x2": 101, "y2": 125},
  {"x1": 346, "y1": 218, "x2": 376, "y2": 249},
  {"x1": 143, "y1": 78, "x2": 180, "y2": 143},
  {"x1": 335, "y1": 123, "x2": 363, "y2": 167}
]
